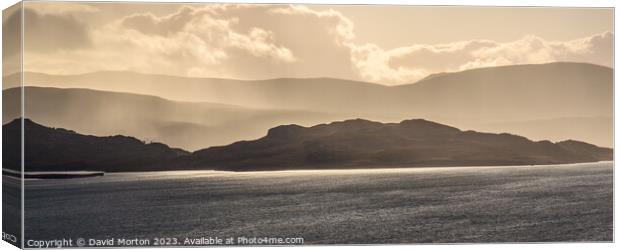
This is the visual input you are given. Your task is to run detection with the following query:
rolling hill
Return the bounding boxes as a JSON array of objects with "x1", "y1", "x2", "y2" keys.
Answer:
[{"x1": 395, "y1": 62, "x2": 612, "y2": 125}]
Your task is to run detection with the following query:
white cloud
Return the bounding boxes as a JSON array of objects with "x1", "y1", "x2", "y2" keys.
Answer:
[
  {"x1": 353, "y1": 32, "x2": 613, "y2": 84},
  {"x1": 22, "y1": 4, "x2": 613, "y2": 85}
]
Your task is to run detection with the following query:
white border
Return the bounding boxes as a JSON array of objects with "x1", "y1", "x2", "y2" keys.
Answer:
[{"x1": 0, "y1": 1, "x2": 617, "y2": 250}]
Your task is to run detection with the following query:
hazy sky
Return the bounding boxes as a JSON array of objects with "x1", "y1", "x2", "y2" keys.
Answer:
[{"x1": 5, "y1": 2, "x2": 614, "y2": 85}]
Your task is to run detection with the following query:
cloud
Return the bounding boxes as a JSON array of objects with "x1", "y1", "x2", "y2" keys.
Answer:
[
  {"x1": 2, "y1": 4, "x2": 21, "y2": 76},
  {"x1": 21, "y1": 4, "x2": 613, "y2": 85},
  {"x1": 24, "y1": 4, "x2": 360, "y2": 80},
  {"x1": 465, "y1": 33, "x2": 614, "y2": 70},
  {"x1": 549, "y1": 31, "x2": 613, "y2": 67},
  {"x1": 26, "y1": 3, "x2": 99, "y2": 15},
  {"x1": 2, "y1": 5, "x2": 21, "y2": 57},
  {"x1": 120, "y1": 6, "x2": 196, "y2": 37},
  {"x1": 94, "y1": 5, "x2": 302, "y2": 78},
  {"x1": 353, "y1": 31, "x2": 613, "y2": 84},
  {"x1": 23, "y1": 8, "x2": 92, "y2": 53}
]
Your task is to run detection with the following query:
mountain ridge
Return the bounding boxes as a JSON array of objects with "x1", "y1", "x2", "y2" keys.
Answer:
[
  {"x1": 402, "y1": 62, "x2": 612, "y2": 86},
  {"x1": 5, "y1": 62, "x2": 612, "y2": 88},
  {"x1": 10, "y1": 62, "x2": 611, "y2": 118},
  {"x1": 187, "y1": 117, "x2": 612, "y2": 171}
]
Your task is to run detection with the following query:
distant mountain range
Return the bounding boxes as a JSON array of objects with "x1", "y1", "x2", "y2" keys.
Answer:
[
  {"x1": 6, "y1": 62, "x2": 613, "y2": 121},
  {"x1": 2, "y1": 62, "x2": 613, "y2": 148},
  {"x1": 8, "y1": 62, "x2": 611, "y2": 121},
  {"x1": 3, "y1": 118, "x2": 612, "y2": 172}
]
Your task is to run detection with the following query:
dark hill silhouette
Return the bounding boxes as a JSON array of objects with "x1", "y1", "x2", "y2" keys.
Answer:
[
  {"x1": 188, "y1": 118, "x2": 612, "y2": 171},
  {"x1": 2, "y1": 118, "x2": 188, "y2": 172}
]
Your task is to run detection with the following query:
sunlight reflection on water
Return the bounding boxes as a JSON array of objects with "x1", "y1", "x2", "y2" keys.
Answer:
[{"x1": 24, "y1": 161, "x2": 610, "y2": 186}]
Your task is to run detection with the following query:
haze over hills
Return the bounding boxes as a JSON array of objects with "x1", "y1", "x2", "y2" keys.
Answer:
[
  {"x1": 2, "y1": 87, "x2": 352, "y2": 151},
  {"x1": 3, "y1": 118, "x2": 611, "y2": 172},
  {"x1": 3, "y1": 62, "x2": 613, "y2": 148},
  {"x1": 8, "y1": 62, "x2": 611, "y2": 120},
  {"x1": 6, "y1": 71, "x2": 392, "y2": 114},
  {"x1": 471, "y1": 116, "x2": 612, "y2": 149}
]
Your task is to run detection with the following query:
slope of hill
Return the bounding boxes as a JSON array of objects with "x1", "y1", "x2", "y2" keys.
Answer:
[
  {"x1": 397, "y1": 62, "x2": 612, "y2": 124},
  {"x1": 2, "y1": 118, "x2": 188, "y2": 172},
  {"x1": 188, "y1": 118, "x2": 613, "y2": 171}
]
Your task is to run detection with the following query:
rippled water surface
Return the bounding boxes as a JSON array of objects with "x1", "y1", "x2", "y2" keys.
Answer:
[{"x1": 22, "y1": 162, "x2": 613, "y2": 244}]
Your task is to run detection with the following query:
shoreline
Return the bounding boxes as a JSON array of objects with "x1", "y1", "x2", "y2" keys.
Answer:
[{"x1": 2, "y1": 169, "x2": 104, "y2": 179}]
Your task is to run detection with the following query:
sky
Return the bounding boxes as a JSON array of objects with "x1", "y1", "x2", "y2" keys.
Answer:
[{"x1": 4, "y1": 2, "x2": 614, "y2": 85}]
